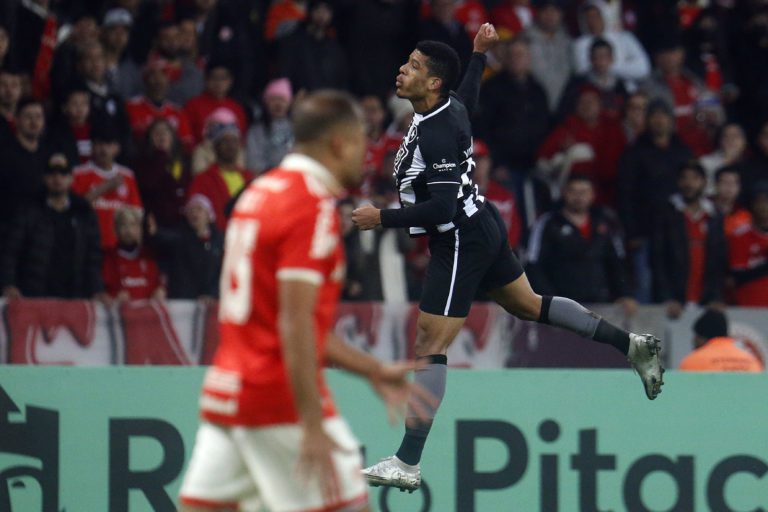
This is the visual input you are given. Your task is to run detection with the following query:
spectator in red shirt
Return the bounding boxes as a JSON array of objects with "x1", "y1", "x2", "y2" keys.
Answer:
[
  {"x1": 126, "y1": 61, "x2": 194, "y2": 151},
  {"x1": 102, "y1": 206, "x2": 165, "y2": 302},
  {"x1": 184, "y1": 62, "x2": 247, "y2": 145},
  {"x1": 188, "y1": 121, "x2": 253, "y2": 231},
  {"x1": 265, "y1": 0, "x2": 307, "y2": 41},
  {"x1": 644, "y1": 38, "x2": 723, "y2": 156},
  {"x1": 537, "y1": 84, "x2": 626, "y2": 207},
  {"x1": 712, "y1": 166, "x2": 751, "y2": 238},
  {"x1": 47, "y1": 87, "x2": 93, "y2": 166},
  {"x1": 728, "y1": 185, "x2": 768, "y2": 307},
  {"x1": 472, "y1": 139, "x2": 522, "y2": 250},
  {"x1": 72, "y1": 122, "x2": 143, "y2": 250},
  {"x1": 490, "y1": 0, "x2": 531, "y2": 36},
  {"x1": 651, "y1": 161, "x2": 726, "y2": 317}
]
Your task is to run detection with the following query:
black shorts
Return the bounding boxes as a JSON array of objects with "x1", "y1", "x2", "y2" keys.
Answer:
[{"x1": 420, "y1": 202, "x2": 524, "y2": 317}]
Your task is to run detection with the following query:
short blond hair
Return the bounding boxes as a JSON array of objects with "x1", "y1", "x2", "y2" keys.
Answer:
[{"x1": 113, "y1": 206, "x2": 143, "y2": 229}]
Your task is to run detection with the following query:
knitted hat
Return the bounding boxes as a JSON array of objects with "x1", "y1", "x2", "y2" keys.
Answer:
[
  {"x1": 262, "y1": 78, "x2": 293, "y2": 103},
  {"x1": 186, "y1": 193, "x2": 216, "y2": 221}
]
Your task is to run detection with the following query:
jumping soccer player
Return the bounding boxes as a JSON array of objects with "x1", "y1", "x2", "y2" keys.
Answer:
[{"x1": 353, "y1": 24, "x2": 664, "y2": 493}]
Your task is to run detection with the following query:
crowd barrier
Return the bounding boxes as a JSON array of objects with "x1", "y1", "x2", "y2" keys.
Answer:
[
  {"x1": 0, "y1": 367, "x2": 766, "y2": 511},
  {"x1": 1, "y1": 299, "x2": 767, "y2": 369}
]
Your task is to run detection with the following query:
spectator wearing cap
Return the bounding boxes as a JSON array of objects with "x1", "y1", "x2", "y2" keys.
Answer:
[
  {"x1": 184, "y1": 62, "x2": 247, "y2": 145},
  {"x1": 557, "y1": 38, "x2": 630, "y2": 121},
  {"x1": 126, "y1": 61, "x2": 194, "y2": 151},
  {"x1": 72, "y1": 123, "x2": 143, "y2": 250},
  {"x1": 651, "y1": 161, "x2": 726, "y2": 318},
  {"x1": 0, "y1": 68, "x2": 22, "y2": 143},
  {"x1": 191, "y1": 108, "x2": 247, "y2": 176},
  {"x1": 71, "y1": 41, "x2": 132, "y2": 157},
  {"x1": 147, "y1": 194, "x2": 224, "y2": 301},
  {"x1": 102, "y1": 206, "x2": 164, "y2": 302},
  {"x1": 245, "y1": 78, "x2": 294, "y2": 174},
  {"x1": 1, "y1": 153, "x2": 105, "y2": 301},
  {"x1": 0, "y1": 98, "x2": 48, "y2": 233},
  {"x1": 419, "y1": 0, "x2": 473, "y2": 70},
  {"x1": 727, "y1": 184, "x2": 768, "y2": 307},
  {"x1": 145, "y1": 21, "x2": 204, "y2": 106},
  {"x1": 133, "y1": 118, "x2": 192, "y2": 229},
  {"x1": 49, "y1": 12, "x2": 100, "y2": 102},
  {"x1": 527, "y1": 174, "x2": 635, "y2": 311},
  {"x1": 523, "y1": 0, "x2": 572, "y2": 112},
  {"x1": 47, "y1": 87, "x2": 93, "y2": 166},
  {"x1": 188, "y1": 120, "x2": 253, "y2": 231},
  {"x1": 101, "y1": 8, "x2": 142, "y2": 100},
  {"x1": 643, "y1": 37, "x2": 722, "y2": 157},
  {"x1": 572, "y1": 1, "x2": 650, "y2": 84},
  {"x1": 617, "y1": 99, "x2": 694, "y2": 302},
  {"x1": 537, "y1": 83, "x2": 626, "y2": 207},
  {"x1": 278, "y1": 1, "x2": 349, "y2": 93},
  {"x1": 679, "y1": 309, "x2": 763, "y2": 372}
]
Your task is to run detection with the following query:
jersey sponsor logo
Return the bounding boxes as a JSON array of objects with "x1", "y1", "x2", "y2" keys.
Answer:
[{"x1": 432, "y1": 160, "x2": 456, "y2": 171}]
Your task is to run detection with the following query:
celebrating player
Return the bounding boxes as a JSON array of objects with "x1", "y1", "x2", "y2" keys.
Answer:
[
  {"x1": 179, "y1": 90, "x2": 432, "y2": 512},
  {"x1": 354, "y1": 24, "x2": 664, "y2": 493}
]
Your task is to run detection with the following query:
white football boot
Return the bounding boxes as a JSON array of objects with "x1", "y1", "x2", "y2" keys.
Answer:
[
  {"x1": 362, "y1": 456, "x2": 421, "y2": 493},
  {"x1": 628, "y1": 333, "x2": 665, "y2": 400}
]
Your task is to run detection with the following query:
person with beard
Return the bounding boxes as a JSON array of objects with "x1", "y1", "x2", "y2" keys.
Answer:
[
  {"x1": 651, "y1": 161, "x2": 726, "y2": 318},
  {"x1": 1, "y1": 153, "x2": 105, "y2": 301},
  {"x1": 145, "y1": 21, "x2": 204, "y2": 106},
  {"x1": 101, "y1": 8, "x2": 143, "y2": 100}
]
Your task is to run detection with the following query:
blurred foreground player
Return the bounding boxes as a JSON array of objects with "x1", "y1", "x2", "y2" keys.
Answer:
[
  {"x1": 354, "y1": 25, "x2": 664, "y2": 492},
  {"x1": 178, "y1": 91, "x2": 431, "y2": 512}
]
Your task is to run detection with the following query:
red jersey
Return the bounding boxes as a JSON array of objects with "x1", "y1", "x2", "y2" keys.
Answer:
[
  {"x1": 72, "y1": 162, "x2": 143, "y2": 250},
  {"x1": 201, "y1": 153, "x2": 346, "y2": 427},
  {"x1": 485, "y1": 180, "x2": 522, "y2": 249},
  {"x1": 728, "y1": 225, "x2": 768, "y2": 306},
  {"x1": 684, "y1": 209, "x2": 709, "y2": 303},
  {"x1": 184, "y1": 92, "x2": 248, "y2": 144},
  {"x1": 125, "y1": 96, "x2": 194, "y2": 150},
  {"x1": 102, "y1": 246, "x2": 163, "y2": 300},
  {"x1": 71, "y1": 123, "x2": 92, "y2": 163}
]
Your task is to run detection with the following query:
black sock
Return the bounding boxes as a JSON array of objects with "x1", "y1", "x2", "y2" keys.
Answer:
[
  {"x1": 539, "y1": 296, "x2": 630, "y2": 356},
  {"x1": 395, "y1": 354, "x2": 446, "y2": 465}
]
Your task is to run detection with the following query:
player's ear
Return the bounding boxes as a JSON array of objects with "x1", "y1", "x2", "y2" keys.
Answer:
[{"x1": 428, "y1": 77, "x2": 442, "y2": 93}]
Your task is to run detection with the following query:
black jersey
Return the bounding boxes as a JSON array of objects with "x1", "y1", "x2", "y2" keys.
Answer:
[{"x1": 392, "y1": 92, "x2": 485, "y2": 236}]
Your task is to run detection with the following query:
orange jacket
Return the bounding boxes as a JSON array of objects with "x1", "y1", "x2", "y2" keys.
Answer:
[{"x1": 679, "y1": 337, "x2": 764, "y2": 372}]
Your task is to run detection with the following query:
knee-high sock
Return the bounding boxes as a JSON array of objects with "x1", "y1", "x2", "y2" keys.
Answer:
[
  {"x1": 538, "y1": 296, "x2": 630, "y2": 355},
  {"x1": 395, "y1": 354, "x2": 447, "y2": 465}
]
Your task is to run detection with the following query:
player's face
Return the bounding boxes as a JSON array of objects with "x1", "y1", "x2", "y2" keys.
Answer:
[{"x1": 396, "y1": 50, "x2": 434, "y2": 100}]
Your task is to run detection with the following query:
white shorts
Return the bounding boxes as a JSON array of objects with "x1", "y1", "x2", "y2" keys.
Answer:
[{"x1": 178, "y1": 417, "x2": 368, "y2": 512}]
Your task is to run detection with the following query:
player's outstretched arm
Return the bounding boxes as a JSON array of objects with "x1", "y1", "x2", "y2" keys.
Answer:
[
  {"x1": 325, "y1": 333, "x2": 437, "y2": 424},
  {"x1": 279, "y1": 279, "x2": 342, "y2": 506},
  {"x1": 456, "y1": 22, "x2": 498, "y2": 114}
]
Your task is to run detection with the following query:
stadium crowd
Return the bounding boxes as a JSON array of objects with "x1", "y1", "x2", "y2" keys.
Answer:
[{"x1": 1, "y1": 0, "x2": 768, "y2": 316}]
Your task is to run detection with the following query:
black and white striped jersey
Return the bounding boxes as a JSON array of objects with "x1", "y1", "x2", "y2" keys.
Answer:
[{"x1": 391, "y1": 91, "x2": 486, "y2": 236}]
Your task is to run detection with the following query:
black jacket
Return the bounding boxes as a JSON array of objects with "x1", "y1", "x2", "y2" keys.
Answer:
[
  {"x1": 0, "y1": 194, "x2": 104, "y2": 298},
  {"x1": 526, "y1": 207, "x2": 630, "y2": 302},
  {"x1": 476, "y1": 72, "x2": 551, "y2": 170},
  {"x1": 150, "y1": 223, "x2": 224, "y2": 299},
  {"x1": 278, "y1": 26, "x2": 349, "y2": 92},
  {"x1": 617, "y1": 133, "x2": 694, "y2": 240},
  {"x1": 651, "y1": 195, "x2": 726, "y2": 304}
]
